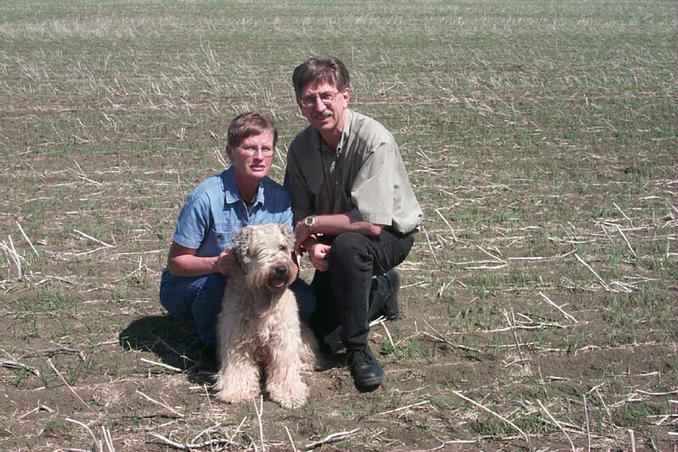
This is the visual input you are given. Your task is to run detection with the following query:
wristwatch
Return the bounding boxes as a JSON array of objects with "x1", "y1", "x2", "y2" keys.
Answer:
[{"x1": 303, "y1": 215, "x2": 316, "y2": 232}]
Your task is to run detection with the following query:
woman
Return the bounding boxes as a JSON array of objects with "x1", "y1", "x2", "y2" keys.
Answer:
[{"x1": 160, "y1": 112, "x2": 314, "y2": 347}]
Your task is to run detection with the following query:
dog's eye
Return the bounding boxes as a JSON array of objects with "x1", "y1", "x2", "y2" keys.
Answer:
[{"x1": 279, "y1": 244, "x2": 287, "y2": 251}]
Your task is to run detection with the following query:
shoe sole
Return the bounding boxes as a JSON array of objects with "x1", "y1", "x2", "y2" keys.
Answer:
[
  {"x1": 352, "y1": 372, "x2": 384, "y2": 390},
  {"x1": 356, "y1": 381, "x2": 382, "y2": 393}
]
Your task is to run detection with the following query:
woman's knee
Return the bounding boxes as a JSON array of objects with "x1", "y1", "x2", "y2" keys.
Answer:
[{"x1": 159, "y1": 273, "x2": 225, "y2": 323}]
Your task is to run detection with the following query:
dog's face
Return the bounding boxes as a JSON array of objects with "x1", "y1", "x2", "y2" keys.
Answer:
[{"x1": 233, "y1": 224, "x2": 296, "y2": 294}]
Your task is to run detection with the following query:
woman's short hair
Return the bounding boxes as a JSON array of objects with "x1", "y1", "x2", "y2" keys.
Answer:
[{"x1": 227, "y1": 112, "x2": 278, "y2": 148}]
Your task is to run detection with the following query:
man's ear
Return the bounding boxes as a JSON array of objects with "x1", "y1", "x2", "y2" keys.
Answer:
[
  {"x1": 225, "y1": 144, "x2": 234, "y2": 162},
  {"x1": 341, "y1": 88, "x2": 350, "y2": 106}
]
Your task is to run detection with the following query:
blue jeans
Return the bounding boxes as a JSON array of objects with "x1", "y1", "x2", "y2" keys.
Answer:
[{"x1": 159, "y1": 268, "x2": 316, "y2": 348}]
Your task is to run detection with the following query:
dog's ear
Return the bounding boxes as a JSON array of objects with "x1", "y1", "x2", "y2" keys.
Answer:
[
  {"x1": 279, "y1": 224, "x2": 293, "y2": 246},
  {"x1": 233, "y1": 226, "x2": 252, "y2": 267}
]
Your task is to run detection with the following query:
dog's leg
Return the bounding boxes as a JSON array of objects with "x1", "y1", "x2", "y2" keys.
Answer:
[
  {"x1": 266, "y1": 351, "x2": 307, "y2": 409},
  {"x1": 264, "y1": 319, "x2": 308, "y2": 409},
  {"x1": 214, "y1": 329, "x2": 261, "y2": 403}
]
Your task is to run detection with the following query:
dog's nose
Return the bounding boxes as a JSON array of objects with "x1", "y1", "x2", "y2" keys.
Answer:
[{"x1": 274, "y1": 266, "x2": 287, "y2": 278}]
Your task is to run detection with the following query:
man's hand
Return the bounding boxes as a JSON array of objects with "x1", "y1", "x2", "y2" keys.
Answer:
[
  {"x1": 214, "y1": 247, "x2": 236, "y2": 276},
  {"x1": 307, "y1": 242, "x2": 331, "y2": 272},
  {"x1": 294, "y1": 223, "x2": 313, "y2": 254}
]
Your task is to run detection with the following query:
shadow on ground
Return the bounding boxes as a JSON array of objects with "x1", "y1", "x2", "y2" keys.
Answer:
[{"x1": 118, "y1": 315, "x2": 217, "y2": 385}]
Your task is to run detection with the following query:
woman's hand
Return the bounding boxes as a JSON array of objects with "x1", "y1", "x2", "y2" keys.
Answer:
[{"x1": 213, "y1": 247, "x2": 236, "y2": 276}]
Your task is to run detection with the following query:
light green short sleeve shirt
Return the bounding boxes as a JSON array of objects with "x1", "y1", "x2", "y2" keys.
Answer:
[{"x1": 285, "y1": 109, "x2": 423, "y2": 234}]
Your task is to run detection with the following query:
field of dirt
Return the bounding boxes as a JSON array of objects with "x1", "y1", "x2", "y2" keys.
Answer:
[{"x1": 1, "y1": 0, "x2": 677, "y2": 450}]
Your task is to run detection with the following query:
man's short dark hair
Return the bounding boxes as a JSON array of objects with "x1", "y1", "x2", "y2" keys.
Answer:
[
  {"x1": 292, "y1": 56, "x2": 350, "y2": 97},
  {"x1": 227, "y1": 112, "x2": 278, "y2": 148}
]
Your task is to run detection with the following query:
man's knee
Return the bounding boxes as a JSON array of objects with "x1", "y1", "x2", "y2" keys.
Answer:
[{"x1": 329, "y1": 232, "x2": 370, "y2": 266}]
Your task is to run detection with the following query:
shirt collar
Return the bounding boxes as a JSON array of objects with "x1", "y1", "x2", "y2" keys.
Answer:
[
  {"x1": 336, "y1": 108, "x2": 353, "y2": 154},
  {"x1": 222, "y1": 166, "x2": 265, "y2": 206},
  {"x1": 312, "y1": 108, "x2": 353, "y2": 155}
]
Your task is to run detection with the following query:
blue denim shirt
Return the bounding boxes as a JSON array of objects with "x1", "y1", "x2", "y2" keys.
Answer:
[{"x1": 172, "y1": 166, "x2": 293, "y2": 256}]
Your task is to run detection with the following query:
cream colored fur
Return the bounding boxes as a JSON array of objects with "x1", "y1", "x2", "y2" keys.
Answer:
[{"x1": 213, "y1": 224, "x2": 316, "y2": 409}]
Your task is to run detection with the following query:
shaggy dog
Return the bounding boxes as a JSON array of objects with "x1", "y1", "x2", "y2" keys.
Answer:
[{"x1": 213, "y1": 224, "x2": 316, "y2": 409}]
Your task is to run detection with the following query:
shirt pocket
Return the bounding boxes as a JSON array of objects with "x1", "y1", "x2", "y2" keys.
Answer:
[{"x1": 202, "y1": 223, "x2": 235, "y2": 256}]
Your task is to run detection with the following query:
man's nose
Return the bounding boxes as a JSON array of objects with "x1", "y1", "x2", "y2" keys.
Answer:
[{"x1": 312, "y1": 94, "x2": 325, "y2": 111}]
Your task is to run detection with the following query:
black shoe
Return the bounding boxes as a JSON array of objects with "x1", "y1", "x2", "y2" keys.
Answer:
[
  {"x1": 381, "y1": 269, "x2": 400, "y2": 321},
  {"x1": 347, "y1": 346, "x2": 384, "y2": 391}
]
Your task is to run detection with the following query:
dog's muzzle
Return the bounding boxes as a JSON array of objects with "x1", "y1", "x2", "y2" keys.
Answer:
[{"x1": 268, "y1": 265, "x2": 289, "y2": 289}]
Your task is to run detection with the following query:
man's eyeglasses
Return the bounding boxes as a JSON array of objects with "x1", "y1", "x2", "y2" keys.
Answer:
[
  {"x1": 236, "y1": 146, "x2": 275, "y2": 157},
  {"x1": 299, "y1": 91, "x2": 342, "y2": 109}
]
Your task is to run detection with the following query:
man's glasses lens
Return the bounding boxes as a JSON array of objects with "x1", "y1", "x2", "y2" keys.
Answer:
[{"x1": 301, "y1": 91, "x2": 340, "y2": 108}]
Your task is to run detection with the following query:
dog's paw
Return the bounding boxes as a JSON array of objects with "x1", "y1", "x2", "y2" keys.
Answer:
[
  {"x1": 272, "y1": 392, "x2": 307, "y2": 409},
  {"x1": 268, "y1": 382, "x2": 308, "y2": 409},
  {"x1": 214, "y1": 387, "x2": 260, "y2": 404}
]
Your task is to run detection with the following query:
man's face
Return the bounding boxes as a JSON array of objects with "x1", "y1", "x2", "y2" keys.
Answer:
[
  {"x1": 226, "y1": 131, "x2": 275, "y2": 183},
  {"x1": 297, "y1": 80, "x2": 350, "y2": 136}
]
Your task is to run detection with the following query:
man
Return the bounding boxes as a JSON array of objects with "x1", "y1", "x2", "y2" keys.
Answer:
[
  {"x1": 160, "y1": 112, "x2": 314, "y2": 348},
  {"x1": 284, "y1": 56, "x2": 423, "y2": 391}
]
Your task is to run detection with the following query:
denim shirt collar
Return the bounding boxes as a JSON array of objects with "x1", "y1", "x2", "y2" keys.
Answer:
[{"x1": 221, "y1": 166, "x2": 266, "y2": 207}]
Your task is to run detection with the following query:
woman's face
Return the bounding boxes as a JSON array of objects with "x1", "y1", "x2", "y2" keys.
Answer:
[{"x1": 226, "y1": 130, "x2": 275, "y2": 183}]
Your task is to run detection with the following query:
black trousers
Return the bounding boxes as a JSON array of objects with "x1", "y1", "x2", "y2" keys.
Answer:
[{"x1": 310, "y1": 229, "x2": 414, "y2": 350}]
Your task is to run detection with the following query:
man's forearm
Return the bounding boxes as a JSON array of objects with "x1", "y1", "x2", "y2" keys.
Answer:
[
  {"x1": 311, "y1": 213, "x2": 382, "y2": 236},
  {"x1": 293, "y1": 212, "x2": 381, "y2": 254}
]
